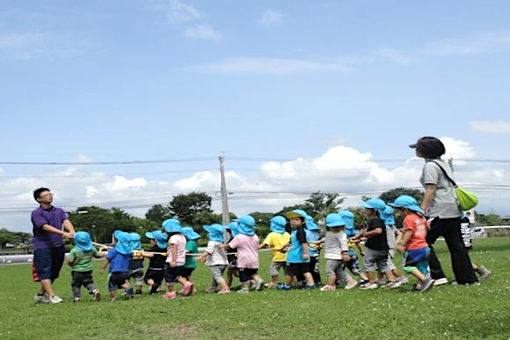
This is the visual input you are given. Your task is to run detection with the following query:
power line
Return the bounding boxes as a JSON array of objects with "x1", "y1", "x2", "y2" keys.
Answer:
[{"x1": 0, "y1": 157, "x2": 217, "y2": 166}]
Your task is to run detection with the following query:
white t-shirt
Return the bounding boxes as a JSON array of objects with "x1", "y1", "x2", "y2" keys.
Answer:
[
  {"x1": 205, "y1": 241, "x2": 228, "y2": 266},
  {"x1": 166, "y1": 234, "x2": 187, "y2": 266},
  {"x1": 420, "y1": 159, "x2": 461, "y2": 219},
  {"x1": 323, "y1": 230, "x2": 348, "y2": 260}
]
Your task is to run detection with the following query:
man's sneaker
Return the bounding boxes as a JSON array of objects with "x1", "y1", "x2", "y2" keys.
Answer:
[
  {"x1": 386, "y1": 280, "x2": 402, "y2": 289},
  {"x1": 48, "y1": 295, "x2": 63, "y2": 304},
  {"x1": 419, "y1": 278, "x2": 434, "y2": 292},
  {"x1": 162, "y1": 291, "x2": 177, "y2": 299},
  {"x1": 478, "y1": 266, "x2": 492, "y2": 282},
  {"x1": 398, "y1": 276, "x2": 409, "y2": 285},
  {"x1": 433, "y1": 277, "x2": 448, "y2": 286},
  {"x1": 254, "y1": 279, "x2": 264, "y2": 291},
  {"x1": 92, "y1": 289, "x2": 101, "y2": 301},
  {"x1": 360, "y1": 282, "x2": 378, "y2": 290},
  {"x1": 276, "y1": 283, "x2": 292, "y2": 291}
]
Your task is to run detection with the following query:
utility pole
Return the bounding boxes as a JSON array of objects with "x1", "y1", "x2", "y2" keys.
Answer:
[{"x1": 219, "y1": 154, "x2": 231, "y2": 225}]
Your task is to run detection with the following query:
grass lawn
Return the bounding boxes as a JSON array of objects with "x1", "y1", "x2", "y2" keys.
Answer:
[{"x1": 1, "y1": 237, "x2": 509, "y2": 339}]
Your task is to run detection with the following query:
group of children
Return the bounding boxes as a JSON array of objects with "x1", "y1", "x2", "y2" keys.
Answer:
[{"x1": 64, "y1": 194, "x2": 490, "y2": 302}]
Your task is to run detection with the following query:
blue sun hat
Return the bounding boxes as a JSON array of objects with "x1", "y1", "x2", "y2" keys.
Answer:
[
  {"x1": 325, "y1": 213, "x2": 346, "y2": 227},
  {"x1": 390, "y1": 195, "x2": 424, "y2": 215},
  {"x1": 113, "y1": 230, "x2": 132, "y2": 255},
  {"x1": 182, "y1": 226, "x2": 201, "y2": 241},
  {"x1": 305, "y1": 215, "x2": 320, "y2": 231},
  {"x1": 145, "y1": 230, "x2": 168, "y2": 248},
  {"x1": 270, "y1": 216, "x2": 287, "y2": 234},
  {"x1": 361, "y1": 198, "x2": 387, "y2": 219},
  {"x1": 338, "y1": 210, "x2": 355, "y2": 229},
  {"x1": 74, "y1": 231, "x2": 93, "y2": 252},
  {"x1": 381, "y1": 206, "x2": 395, "y2": 226},
  {"x1": 236, "y1": 215, "x2": 256, "y2": 236},
  {"x1": 204, "y1": 224, "x2": 225, "y2": 243},
  {"x1": 129, "y1": 233, "x2": 141, "y2": 250},
  {"x1": 162, "y1": 218, "x2": 183, "y2": 234},
  {"x1": 226, "y1": 221, "x2": 240, "y2": 237}
]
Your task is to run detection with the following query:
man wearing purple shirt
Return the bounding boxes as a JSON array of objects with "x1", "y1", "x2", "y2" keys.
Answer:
[{"x1": 31, "y1": 187, "x2": 75, "y2": 303}]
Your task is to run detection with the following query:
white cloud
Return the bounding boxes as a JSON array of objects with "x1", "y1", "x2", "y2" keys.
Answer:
[
  {"x1": 184, "y1": 24, "x2": 221, "y2": 41},
  {"x1": 469, "y1": 120, "x2": 510, "y2": 135},
  {"x1": 2, "y1": 138, "x2": 509, "y2": 232},
  {"x1": 152, "y1": 0, "x2": 201, "y2": 24},
  {"x1": 259, "y1": 10, "x2": 283, "y2": 27},
  {"x1": 376, "y1": 48, "x2": 412, "y2": 65},
  {"x1": 420, "y1": 32, "x2": 510, "y2": 56},
  {"x1": 189, "y1": 57, "x2": 352, "y2": 74}
]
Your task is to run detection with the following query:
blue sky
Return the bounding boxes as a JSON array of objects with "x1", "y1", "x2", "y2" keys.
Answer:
[{"x1": 1, "y1": 1, "x2": 510, "y2": 231}]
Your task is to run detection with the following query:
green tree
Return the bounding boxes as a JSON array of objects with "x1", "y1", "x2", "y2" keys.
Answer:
[
  {"x1": 169, "y1": 192, "x2": 213, "y2": 225},
  {"x1": 304, "y1": 191, "x2": 345, "y2": 220},
  {"x1": 379, "y1": 187, "x2": 424, "y2": 205},
  {"x1": 145, "y1": 204, "x2": 172, "y2": 225},
  {"x1": 477, "y1": 213, "x2": 504, "y2": 226}
]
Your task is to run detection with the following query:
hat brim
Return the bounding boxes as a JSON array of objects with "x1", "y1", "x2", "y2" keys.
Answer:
[
  {"x1": 284, "y1": 212, "x2": 303, "y2": 219},
  {"x1": 360, "y1": 202, "x2": 373, "y2": 209},
  {"x1": 76, "y1": 242, "x2": 93, "y2": 251},
  {"x1": 145, "y1": 232, "x2": 155, "y2": 239},
  {"x1": 409, "y1": 143, "x2": 417, "y2": 149},
  {"x1": 327, "y1": 223, "x2": 344, "y2": 227}
]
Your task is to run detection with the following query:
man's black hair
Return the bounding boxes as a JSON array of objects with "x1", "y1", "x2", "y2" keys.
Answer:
[{"x1": 33, "y1": 187, "x2": 50, "y2": 201}]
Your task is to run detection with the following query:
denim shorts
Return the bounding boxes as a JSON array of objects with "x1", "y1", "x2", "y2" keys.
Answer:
[
  {"x1": 363, "y1": 248, "x2": 390, "y2": 273},
  {"x1": 33, "y1": 246, "x2": 65, "y2": 281}
]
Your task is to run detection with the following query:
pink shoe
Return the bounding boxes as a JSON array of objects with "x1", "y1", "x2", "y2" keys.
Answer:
[
  {"x1": 181, "y1": 282, "x2": 194, "y2": 296},
  {"x1": 162, "y1": 291, "x2": 177, "y2": 299}
]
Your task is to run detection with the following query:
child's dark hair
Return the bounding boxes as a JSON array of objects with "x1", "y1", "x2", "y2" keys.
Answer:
[{"x1": 33, "y1": 187, "x2": 50, "y2": 201}]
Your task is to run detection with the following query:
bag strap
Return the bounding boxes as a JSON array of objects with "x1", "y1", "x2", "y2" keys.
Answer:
[{"x1": 429, "y1": 160, "x2": 458, "y2": 188}]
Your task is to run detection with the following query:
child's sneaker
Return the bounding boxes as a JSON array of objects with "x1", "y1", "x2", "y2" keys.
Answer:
[
  {"x1": 162, "y1": 291, "x2": 177, "y2": 299},
  {"x1": 377, "y1": 279, "x2": 388, "y2": 286},
  {"x1": 181, "y1": 282, "x2": 194, "y2": 296},
  {"x1": 419, "y1": 278, "x2": 434, "y2": 292},
  {"x1": 276, "y1": 283, "x2": 292, "y2": 291},
  {"x1": 361, "y1": 282, "x2": 378, "y2": 290},
  {"x1": 124, "y1": 288, "x2": 134, "y2": 299},
  {"x1": 73, "y1": 297, "x2": 81, "y2": 303},
  {"x1": 345, "y1": 279, "x2": 358, "y2": 290},
  {"x1": 237, "y1": 288, "x2": 249, "y2": 294},
  {"x1": 48, "y1": 295, "x2": 63, "y2": 304},
  {"x1": 386, "y1": 280, "x2": 402, "y2": 289},
  {"x1": 265, "y1": 282, "x2": 277, "y2": 289},
  {"x1": 358, "y1": 279, "x2": 369, "y2": 288},
  {"x1": 135, "y1": 288, "x2": 143, "y2": 295},
  {"x1": 205, "y1": 286, "x2": 217, "y2": 294},
  {"x1": 34, "y1": 293, "x2": 49, "y2": 303},
  {"x1": 398, "y1": 276, "x2": 409, "y2": 284},
  {"x1": 320, "y1": 284, "x2": 336, "y2": 291},
  {"x1": 217, "y1": 288, "x2": 231, "y2": 294},
  {"x1": 254, "y1": 279, "x2": 264, "y2": 291},
  {"x1": 110, "y1": 297, "x2": 117, "y2": 302},
  {"x1": 149, "y1": 285, "x2": 159, "y2": 295},
  {"x1": 92, "y1": 289, "x2": 101, "y2": 301},
  {"x1": 303, "y1": 284, "x2": 318, "y2": 290}
]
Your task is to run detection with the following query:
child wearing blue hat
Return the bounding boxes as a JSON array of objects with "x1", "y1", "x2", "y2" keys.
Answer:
[
  {"x1": 338, "y1": 210, "x2": 369, "y2": 286},
  {"x1": 305, "y1": 215, "x2": 322, "y2": 286},
  {"x1": 392, "y1": 195, "x2": 434, "y2": 292},
  {"x1": 100, "y1": 230, "x2": 135, "y2": 301},
  {"x1": 277, "y1": 210, "x2": 316, "y2": 290},
  {"x1": 197, "y1": 224, "x2": 230, "y2": 294},
  {"x1": 378, "y1": 206, "x2": 406, "y2": 286},
  {"x1": 227, "y1": 215, "x2": 264, "y2": 293},
  {"x1": 354, "y1": 199, "x2": 401, "y2": 290},
  {"x1": 68, "y1": 231, "x2": 103, "y2": 302},
  {"x1": 182, "y1": 227, "x2": 201, "y2": 285},
  {"x1": 224, "y1": 222, "x2": 240, "y2": 289},
  {"x1": 128, "y1": 233, "x2": 145, "y2": 294},
  {"x1": 162, "y1": 218, "x2": 193, "y2": 299},
  {"x1": 143, "y1": 230, "x2": 168, "y2": 294},
  {"x1": 258, "y1": 216, "x2": 291, "y2": 288},
  {"x1": 318, "y1": 213, "x2": 355, "y2": 291}
]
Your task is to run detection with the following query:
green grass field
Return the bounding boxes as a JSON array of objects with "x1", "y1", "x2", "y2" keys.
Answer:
[{"x1": 1, "y1": 237, "x2": 509, "y2": 340}]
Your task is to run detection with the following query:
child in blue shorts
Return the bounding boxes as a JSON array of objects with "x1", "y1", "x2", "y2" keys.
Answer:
[{"x1": 100, "y1": 230, "x2": 134, "y2": 301}]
